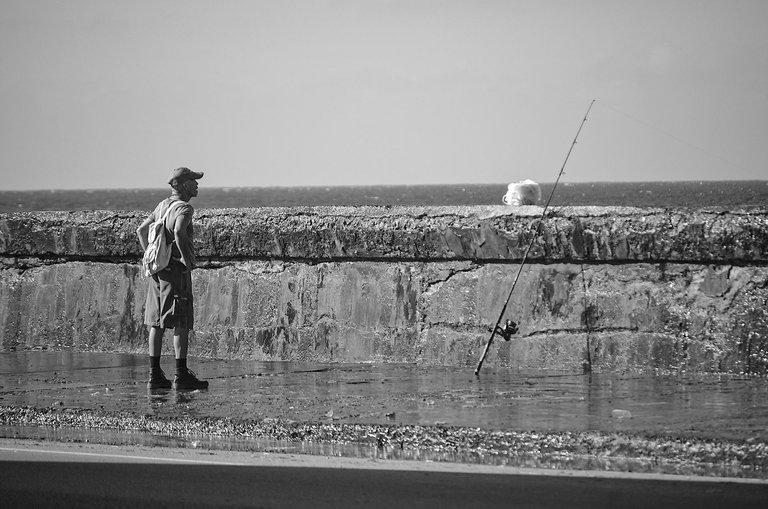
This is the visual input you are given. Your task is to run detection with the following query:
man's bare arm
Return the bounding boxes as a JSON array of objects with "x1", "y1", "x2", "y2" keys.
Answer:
[
  {"x1": 136, "y1": 217, "x2": 153, "y2": 251},
  {"x1": 173, "y1": 213, "x2": 195, "y2": 271}
]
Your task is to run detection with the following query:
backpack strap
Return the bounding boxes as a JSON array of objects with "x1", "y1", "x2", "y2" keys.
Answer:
[
  {"x1": 162, "y1": 200, "x2": 187, "y2": 259},
  {"x1": 159, "y1": 199, "x2": 185, "y2": 227}
]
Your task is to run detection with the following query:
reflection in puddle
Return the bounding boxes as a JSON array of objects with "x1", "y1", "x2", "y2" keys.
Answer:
[
  {"x1": 2, "y1": 352, "x2": 768, "y2": 439},
  {"x1": 2, "y1": 351, "x2": 768, "y2": 478}
]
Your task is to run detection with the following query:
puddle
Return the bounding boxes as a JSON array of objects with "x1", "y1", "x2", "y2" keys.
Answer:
[
  {"x1": 2, "y1": 350, "x2": 768, "y2": 478},
  {"x1": 2, "y1": 351, "x2": 768, "y2": 440}
]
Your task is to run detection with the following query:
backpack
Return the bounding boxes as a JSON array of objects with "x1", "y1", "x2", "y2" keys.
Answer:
[{"x1": 142, "y1": 200, "x2": 184, "y2": 277}]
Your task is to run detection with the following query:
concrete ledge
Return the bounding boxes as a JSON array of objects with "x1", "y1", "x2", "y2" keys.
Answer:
[
  {"x1": 2, "y1": 206, "x2": 767, "y2": 263},
  {"x1": 1, "y1": 206, "x2": 767, "y2": 373}
]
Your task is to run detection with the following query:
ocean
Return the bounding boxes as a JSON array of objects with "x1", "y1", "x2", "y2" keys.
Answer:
[{"x1": 0, "y1": 181, "x2": 766, "y2": 213}]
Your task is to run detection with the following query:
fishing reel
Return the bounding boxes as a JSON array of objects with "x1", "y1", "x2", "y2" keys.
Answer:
[{"x1": 490, "y1": 319, "x2": 518, "y2": 341}]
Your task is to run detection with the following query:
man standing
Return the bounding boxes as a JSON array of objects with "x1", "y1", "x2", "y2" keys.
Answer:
[{"x1": 137, "y1": 167, "x2": 209, "y2": 390}]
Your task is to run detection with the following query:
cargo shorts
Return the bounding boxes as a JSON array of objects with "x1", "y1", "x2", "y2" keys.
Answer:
[{"x1": 144, "y1": 260, "x2": 194, "y2": 330}]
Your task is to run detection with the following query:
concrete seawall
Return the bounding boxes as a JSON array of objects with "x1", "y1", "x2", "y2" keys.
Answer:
[{"x1": 1, "y1": 206, "x2": 767, "y2": 373}]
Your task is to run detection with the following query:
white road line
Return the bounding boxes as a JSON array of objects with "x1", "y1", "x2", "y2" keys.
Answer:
[
  {"x1": 1, "y1": 443, "x2": 767, "y2": 484},
  {"x1": 0, "y1": 446, "x2": 248, "y2": 466}
]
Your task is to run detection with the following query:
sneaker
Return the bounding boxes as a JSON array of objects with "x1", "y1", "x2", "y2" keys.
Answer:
[
  {"x1": 173, "y1": 369, "x2": 209, "y2": 390},
  {"x1": 147, "y1": 369, "x2": 172, "y2": 390}
]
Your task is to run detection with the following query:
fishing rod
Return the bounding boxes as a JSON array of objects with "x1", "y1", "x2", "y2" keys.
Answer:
[{"x1": 474, "y1": 99, "x2": 596, "y2": 376}]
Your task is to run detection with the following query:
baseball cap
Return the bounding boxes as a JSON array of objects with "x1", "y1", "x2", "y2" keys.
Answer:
[{"x1": 168, "y1": 167, "x2": 204, "y2": 186}]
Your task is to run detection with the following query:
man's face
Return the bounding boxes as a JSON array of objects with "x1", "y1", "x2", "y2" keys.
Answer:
[{"x1": 183, "y1": 179, "x2": 199, "y2": 197}]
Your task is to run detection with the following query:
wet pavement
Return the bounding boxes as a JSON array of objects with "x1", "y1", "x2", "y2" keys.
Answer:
[
  {"x1": 2, "y1": 350, "x2": 768, "y2": 439},
  {"x1": 1, "y1": 351, "x2": 768, "y2": 477}
]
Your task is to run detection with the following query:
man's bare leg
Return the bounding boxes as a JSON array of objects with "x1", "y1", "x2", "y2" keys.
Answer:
[
  {"x1": 173, "y1": 327, "x2": 188, "y2": 359},
  {"x1": 147, "y1": 326, "x2": 171, "y2": 389},
  {"x1": 172, "y1": 327, "x2": 208, "y2": 390},
  {"x1": 149, "y1": 326, "x2": 165, "y2": 356}
]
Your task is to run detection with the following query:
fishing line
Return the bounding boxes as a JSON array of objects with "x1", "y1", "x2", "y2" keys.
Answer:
[
  {"x1": 474, "y1": 100, "x2": 595, "y2": 376},
  {"x1": 600, "y1": 102, "x2": 753, "y2": 174}
]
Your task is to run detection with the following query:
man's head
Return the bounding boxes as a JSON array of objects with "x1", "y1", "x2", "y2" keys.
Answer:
[{"x1": 168, "y1": 167, "x2": 203, "y2": 199}]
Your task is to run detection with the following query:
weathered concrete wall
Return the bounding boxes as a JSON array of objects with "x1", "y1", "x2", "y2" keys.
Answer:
[{"x1": 1, "y1": 206, "x2": 767, "y2": 373}]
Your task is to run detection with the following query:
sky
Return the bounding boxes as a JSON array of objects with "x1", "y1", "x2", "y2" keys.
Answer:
[{"x1": 1, "y1": 0, "x2": 766, "y2": 190}]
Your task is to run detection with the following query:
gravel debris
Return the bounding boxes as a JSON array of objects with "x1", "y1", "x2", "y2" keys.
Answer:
[{"x1": 2, "y1": 404, "x2": 766, "y2": 479}]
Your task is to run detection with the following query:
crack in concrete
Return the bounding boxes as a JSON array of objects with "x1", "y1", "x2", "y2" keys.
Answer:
[
  {"x1": 426, "y1": 262, "x2": 478, "y2": 286},
  {"x1": 522, "y1": 326, "x2": 641, "y2": 338}
]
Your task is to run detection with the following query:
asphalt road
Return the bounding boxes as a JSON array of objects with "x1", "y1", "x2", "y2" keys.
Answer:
[{"x1": 1, "y1": 441, "x2": 766, "y2": 509}]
